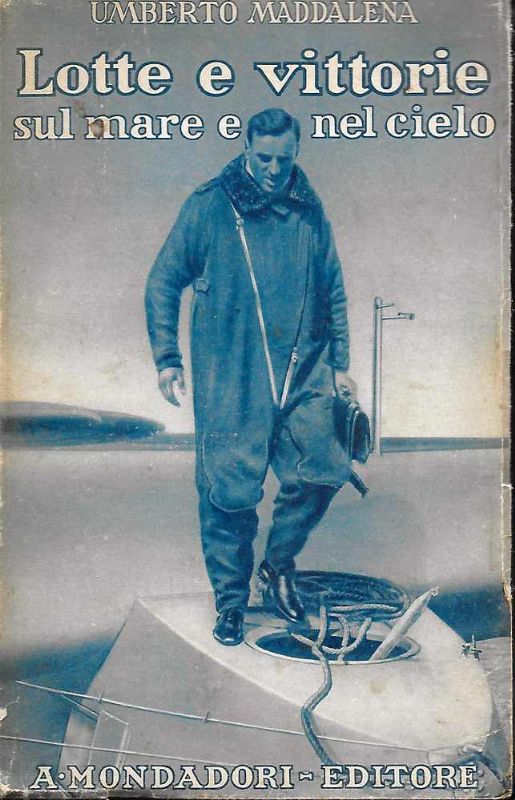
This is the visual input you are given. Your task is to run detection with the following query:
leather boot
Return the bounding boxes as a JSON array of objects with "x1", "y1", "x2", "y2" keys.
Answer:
[
  {"x1": 213, "y1": 608, "x2": 244, "y2": 646},
  {"x1": 257, "y1": 560, "x2": 305, "y2": 623}
]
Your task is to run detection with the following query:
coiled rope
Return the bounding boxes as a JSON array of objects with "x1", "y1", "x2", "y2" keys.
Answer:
[
  {"x1": 291, "y1": 571, "x2": 411, "y2": 765},
  {"x1": 295, "y1": 571, "x2": 410, "y2": 621}
]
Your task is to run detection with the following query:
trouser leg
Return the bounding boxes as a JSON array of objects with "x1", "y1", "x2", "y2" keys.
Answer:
[
  {"x1": 265, "y1": 424, "x2": 338, "y2": 573},
  {"x1": 197, "y1": 475, "x2": 259, "y2": 612}
]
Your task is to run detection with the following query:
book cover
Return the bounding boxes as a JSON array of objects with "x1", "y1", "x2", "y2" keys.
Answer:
[{"x1": 0, "y1": 0, "x2": 511, "y2": 797}]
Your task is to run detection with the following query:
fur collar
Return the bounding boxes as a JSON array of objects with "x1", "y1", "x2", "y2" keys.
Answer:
[{"x1": 219, "y1": 154, "x2": 321, "y2": 214}]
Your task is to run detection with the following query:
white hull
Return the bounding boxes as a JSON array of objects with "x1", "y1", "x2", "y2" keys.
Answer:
[{"x1": 58, "y1": 594, "x2": 507, "y2": 797}]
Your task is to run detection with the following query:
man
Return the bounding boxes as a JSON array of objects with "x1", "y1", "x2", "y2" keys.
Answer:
[{"x1": 145, "y1": 108, "x2": 355, "y2": 646}]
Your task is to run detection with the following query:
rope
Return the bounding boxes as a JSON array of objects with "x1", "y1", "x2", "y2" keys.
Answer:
[
  {"x1": 292, "y1": 605, "x2": 336, "y2": 764},
  {"x1": 291, "y1": 571, "x2": 411, "y2": 765},
  {"x1": 295, "y1": 570, "x2": 410, "y2": 621}
]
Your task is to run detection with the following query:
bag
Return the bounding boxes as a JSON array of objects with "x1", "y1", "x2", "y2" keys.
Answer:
[
  {"x1": 333, "y1": 396, "x2": 371, "y2": 497},
  {"x1": 333, "y1": 396, "x2": 371, "y2": 465}
]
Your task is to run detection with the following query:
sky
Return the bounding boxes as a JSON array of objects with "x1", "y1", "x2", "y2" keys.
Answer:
[{"x1": 2, "y1": 0, "x2": 510, "y2": 435}]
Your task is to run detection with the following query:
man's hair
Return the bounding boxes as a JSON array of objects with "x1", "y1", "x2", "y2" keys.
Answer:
[{"x1": 246, "y1": 108, "x2": 301, "y2": 144}]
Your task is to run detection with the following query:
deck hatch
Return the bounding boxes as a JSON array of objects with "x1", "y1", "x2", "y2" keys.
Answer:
[{"x1": 245, "y1": 628, "x2": 420, "y2": 664}]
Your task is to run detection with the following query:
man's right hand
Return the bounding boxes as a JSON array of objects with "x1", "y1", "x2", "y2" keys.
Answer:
[{"x1": 158, "y1": 367, "x2": 186, "y2": 407}]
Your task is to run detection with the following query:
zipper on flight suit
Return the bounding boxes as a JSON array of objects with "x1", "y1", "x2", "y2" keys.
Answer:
[
  {"x1": 230, "y1": 202, "x2": 309, "y2": 412},
  {"x1": 279, "y1": 347, "x2": 298, "y2": 410}
]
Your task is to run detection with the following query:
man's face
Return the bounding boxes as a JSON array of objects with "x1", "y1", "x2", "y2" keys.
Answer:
[{"x1": 245, "y1": 129, "x2": 299, "y2": 195}]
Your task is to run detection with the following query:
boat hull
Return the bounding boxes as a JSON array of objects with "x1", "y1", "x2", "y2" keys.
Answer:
[{"x1": 58, "y1": 594, "x2": 508, "y2": 797}]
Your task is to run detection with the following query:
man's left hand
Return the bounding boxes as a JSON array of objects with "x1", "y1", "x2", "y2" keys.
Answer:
[{"x1": 334, "y1": 370, "x2": 357, "y2": 402}]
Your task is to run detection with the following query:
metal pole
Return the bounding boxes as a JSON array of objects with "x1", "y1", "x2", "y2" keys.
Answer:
[
  {"x1": 371, "y1": 298, "x2": 415, "y2": 455},
  {"x1": 371, "y1": 297, "x2": 382, "y2": 453}
]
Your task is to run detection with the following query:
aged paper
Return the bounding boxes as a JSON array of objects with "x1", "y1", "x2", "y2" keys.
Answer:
[{"x1": 0, "y1": 0, "x2": 511, "y2": 797}]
